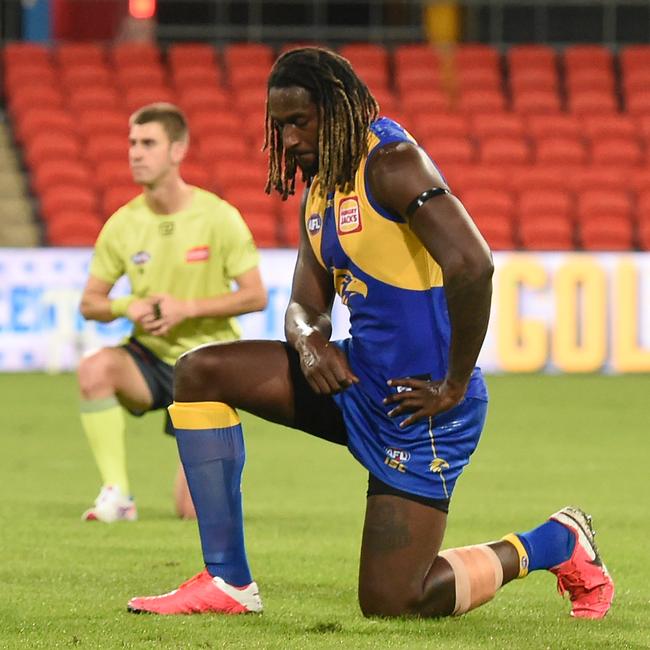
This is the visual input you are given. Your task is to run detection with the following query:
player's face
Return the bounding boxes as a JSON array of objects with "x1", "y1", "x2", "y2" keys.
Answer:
[
  {"x1": 128, "y1": 121, "x2": 181, "y2": 187},
  {"x1": 268, "y1": 85, "x2": 319, "y2": 175}
]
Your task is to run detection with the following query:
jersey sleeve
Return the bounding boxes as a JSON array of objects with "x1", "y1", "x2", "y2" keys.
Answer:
[
  {"x1": 88, "y1": 213, "x2": 127, "y2": 283},
  {"x1": 219, "y1": 204, "x2": 261, "y2": 279}
]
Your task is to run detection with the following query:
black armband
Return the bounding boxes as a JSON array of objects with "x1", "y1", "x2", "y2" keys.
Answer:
[{"x1": 405, "y1": 187, "x2": 450, "y2": 219}]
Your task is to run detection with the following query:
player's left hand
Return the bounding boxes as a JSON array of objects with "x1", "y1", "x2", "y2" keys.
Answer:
[
  {"x1": 383, "y1": 377, "x2": 467, "y2": 428},
  {"x1": 143, "y1": 293, "x2": 189, "y2": 336}
]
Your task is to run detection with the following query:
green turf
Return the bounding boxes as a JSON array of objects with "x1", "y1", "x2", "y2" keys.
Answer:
[{"x1": 1, "y1": 372, "x2": 648, "y2": 649}]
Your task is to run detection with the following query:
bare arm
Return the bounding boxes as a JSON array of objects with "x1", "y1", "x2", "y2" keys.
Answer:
[
  {"x1": 369, "y1": 142, "x2": 494, "y2": 424},
  {"x1": 284, "y1": 188, "x2": 359, "y2": 394},
  {"x1": 79, "y1": 275, "x2": 156, "y2": 324},
  {"x1": 148, "y1": 265, "x2": 268, "y2": 336}
]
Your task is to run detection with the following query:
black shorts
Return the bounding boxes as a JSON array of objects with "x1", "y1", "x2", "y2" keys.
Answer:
[
  {"x1": 122, "y1": 337, "x2": 174, "y2": 435},
  {"x1": 283, "y1": 343, "x2": 449, "y2": 513}
]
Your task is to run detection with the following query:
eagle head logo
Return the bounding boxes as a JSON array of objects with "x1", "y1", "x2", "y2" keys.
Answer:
[{"x1": 333, "y1": 269, "x2": 368, "y2": 305}]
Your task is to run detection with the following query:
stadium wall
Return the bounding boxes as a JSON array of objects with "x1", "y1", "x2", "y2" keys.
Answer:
[{"x1": 0, "y1": 248, "x2": 649, "y2": 374}]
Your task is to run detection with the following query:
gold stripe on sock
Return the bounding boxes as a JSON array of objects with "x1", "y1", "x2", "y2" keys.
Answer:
[
  {"x1": 168, "y1": 401, "x2": 240, "y2": 429},
  {"x1": 501, "y1": 533, "x2": 530, "y2": 578}
]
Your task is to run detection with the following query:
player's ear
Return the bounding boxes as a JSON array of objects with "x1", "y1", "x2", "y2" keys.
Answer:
[{"x1": 170, "y1": 139, "x2": 188, "y2": 165}]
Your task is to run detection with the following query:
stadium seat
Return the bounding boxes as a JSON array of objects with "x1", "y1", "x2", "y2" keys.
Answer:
[
  {"x1": 339, "y1": 43, "x2": 389, "y2": 91},
  {"x1": 61, "y1": 63, "x2": 114, "y2": 91},
  {"x1": 472, "y1": 215, "x2": 516, "y2": 250},
  {"x1": 508, "y1": 44, "x2": 557, "y2": 73},
  {"x1": 535, "y1": 137, "x2": 586, "y2": 166},
  {"x1": 167, "y1": 42, "x2": 217, "y2": 69},
  {"x1": 401, "y1": 87, "x2": 450, "y2": 116},
  {"x1": 509, "y1": 165, "x2": 576, "y2": 195},
  {"x1": 55, "y1": 41, "x2": 106, "y2": 67},
  {"x1": 197, "y1": 134, "x2": 249, "y2": 164},
  {"x1": 40, "y1": 185, "x2": 97, "y2": 222},
  {"x1": 622, "y1": 69, "x2": 650, "y2": 96},
  {"x1": 24, "y1": 133, "x2": 82, "y2": 168},
  {"x1": 410, "y1": 113, "x2": 469, "y2": 142},
  {"x1": 2, "y1": 41, "x2": 50, "y2": 66},
  {"x1": 579, "y1": 217, "x2": 634, "y2": 251},
  {"x1": 46, "y1": 212, "x2": 104, "y2": 246},
  {"x1": 228, "y1": 64, "x2": 272, "y2": 89},
  {"x1": 479, "y1": 137, "x2": 530, "y2": 166},
  {"x1": 518, "y1": 215, "x2": 575, "y2": 251},
  {"x1": 420, "y1": 135, "x2": 475, "y2": 167},
  {"x1": 453, "y1": 44, "x2": 500, "y2": 72},
  {"x1": 4, "y1": 62, "x2": 57, "y2": 95},
  {"x1": 457, "y1": 89, "x2": 506, "y2": 114},
  {"x1": 518, "y1": 189, "x2": 573, "y2": 221},
  {"x1": 563, "y1": 44, "x2": 613, "y2": 73},
  {"x1": 16, "y1": 108, "x2": 76, "y2": 143},
  {"x1": 32, "y1": 159, "x2": 93, "y2": 196},
  {"x1": 577, "y1": 189, "x2": 632, "y2": 222},
  {"x1": 189, "y1": 109, "x2": 243, "y2": 140},
  {"x1": 86, "y1": 134, "x2": 128, "y2": 165},
  {"x1": 625, "y1": 90, "x2": 650, "y2": 116},
  {"x1": 591, "y1": 137, "x2": 643, "y2": 168},
  {"x1": 461, "y1": 188, "x2": 515, "y2": 223},
  {"x1": 512, "y1": 88, "x2": 561, "y2": 114},
  {"x1": 565, "y1": 68, "x2": 615, "y2": 94},
  {"x1": 456, "y1": 67, "x2": 502, "y2": 93},
  {"x1": 638, "y1": 219, "x2": 650, "y2": 251},
  {"x1": 68, "y1": 86, "x2": 122, "y2": 112},
  {"x1": 213, "y1": 163, "x2": 268, "y2": 196},
  {"x1": 171, "y1": 65, "x2": 222, "y2": 93},
  {"x1": 471, "y1": 113, "x2": 525, "y2": 140},
  {"x1": 526, "y1": 114, "x2": 581, "y2": 141},
  {"x1": 102, "y1": 185, "x2": 141, "y2": 217},
  {"x1": 510, "y1": 68, "x2": 558, "y2": 93},
  {"x1": 629, "y1": 169, "x2": 650, "y2": 197},
  {"x1": 570, "y1": 166, "x2": 628, "y2": 193},
  {"x1": 178, "y1": 87, "x2": 230, "y2": 115},
  {"x1": 124, "y1": 87, "x2": 175, "y2": 113},
  {"x1": 568, "y1": 89, "x2": 618, "y2": 114},
  {"x1": 94, "y1": 160, "x2": 133, "y2": 190},
  {"x1": 583, "y1": 114, "x2": 637, "y2": 141},
  {"x1": 8, "y1": 85, "x2": 64, "y2": 116},
  {"x1": 224, "y1": 43, "x2": 274, "y2": 69},
  {"x1": 180, "y1": 160, "x2": 212, "y2": 190},
  {"x1": 619, "y1": 45, "x2": 650, "y2": 75},
  {"x1": 78, "y1": 110, "x2": 128, "y2": 138},
  {"x1": 111, "y1": 42, "x2": 161, "y2": 67},
  {"x1": 394, "y1": 43, "x2": 442, "y2": 71},
  {"x1": 116, "y1": 65, "x2": 167, "y2": 91},
  {"x1": 445, "y1": 166, "x2": 507, "y2": 196}
]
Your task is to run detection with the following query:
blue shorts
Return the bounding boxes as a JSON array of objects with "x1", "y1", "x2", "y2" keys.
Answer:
[{"x1": 285, "y1": 340, "x2": 488, "y2": 503}]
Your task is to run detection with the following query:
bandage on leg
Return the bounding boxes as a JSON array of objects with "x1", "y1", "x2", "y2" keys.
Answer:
[{"x1": 439, "y1": 545, "x2": 504, "y2": 615}]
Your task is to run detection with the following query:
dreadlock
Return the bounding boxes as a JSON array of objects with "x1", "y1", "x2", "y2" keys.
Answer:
[{"x1": 264, "y1": 47, "x2": 379, "y2": 199}]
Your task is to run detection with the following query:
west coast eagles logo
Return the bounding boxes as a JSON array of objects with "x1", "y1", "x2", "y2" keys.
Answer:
[
  {"x1": 333, "y1": 269, "x2": 368, "y2": 305},
  {"x1": 429, "y1": 458, "x2": 450, "y2": 474}
]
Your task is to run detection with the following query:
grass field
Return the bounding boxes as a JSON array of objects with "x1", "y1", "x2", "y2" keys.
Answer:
[{"x1": 1, "y1": 372, "x2": 649, "y2": 649}]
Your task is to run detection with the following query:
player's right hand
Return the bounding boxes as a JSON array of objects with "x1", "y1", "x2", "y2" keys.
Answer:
[{"x1": 295, "y1": 332, "x2": 359, "y2": 395}]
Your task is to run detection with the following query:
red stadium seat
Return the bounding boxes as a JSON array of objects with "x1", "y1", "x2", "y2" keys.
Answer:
[
  {"x1": 178, "y1": 87, "x2": 230, "y2": 115},
  {"x1": 79, "y1": 110, "x2": 128, "y2": 138},
  {"x1": 111, "y1": 42, "x2": 161, "y2": 67},
  {"x1": 583, "y1": 115, "x2": 637, "y2": 141},
  {"x1": 172, "y1": 65, "x2": 222, "y2": 93},
  {"x1": 46, "y1": 212, "x2": 104, "y2": 246},
  {"x1": 8, "y1": 85, "x2": 65, "y2": 116},
  {"x1": 579, "y1": 217, "x2": 634, "y2": 251},
  {"x1": 638, "y1": 219, "x2": 650, "y2": 251},
  {"x1": 55, "y1": 41, "x2": 106, "y2": 67},
  {"x1": 622, "y1": 69, "x2": 650, "y2": 96},
  {"x1": 628, "y1": 169, "x2": 650, "y2": 196},
  {"x1": 167, "y1": 43, "x2": 217, "y2": 69},
  {"x1": 86, "y1": 134, "x2": 128, "y2": 164},
  {"x1": 3, "y1": 42, "x2": 50, "y2": 66},
  {"x1": 619, "y1": 45, "x2": 650, "y2": 74},
  {"x1": 512, "y1": 89, "x2": 561, "y2": 114},
  {"x1": 570, "y1": 166, "x2": 628, "y2": 193},
  {"x1": 457, "y1": 89, "x2": 506, "y2": 114},
  {"x1": 577, "y1": 189, "x2": 632, "y2": 222},
  {"x1": 401, "y1": 87, "x2": 451, "y2": 116},
  {"x1": 16, "y1": 108, "x2": 76, "y2": 143},
  {"x1": 180, "y1": 161, "x2": 212, "y2": 189},
  {"x1": 420, "y1": 135, "x2": 475, "y2": 167},
  {"x1": 461, "y1": 188, "x2": 515, "y2": 223},
  {"x1": 40, "y1": 185, "x2": 98, "y2": 221},
  {"x1": 102, "y1": 185, "x2": 141, "y2": 217},
  {"x1": 625, "y1": 90, "x2": 650, "y2": 116},
  {"x1": 508, "y1": 44, "x2": 557, "y2": 73},
  {"x1": 395, "y1": 66, "x2": 444, "y2": 96},
  {"x1": 393, "y1": 43, "x2": 442, "y2": 72},
  {"x1": 213, "y1": 164, "x2": 268, "y2": 196},
  {"x1": 69, "y1": 86, "x2": 122, "y2": 112},
  {"x1": 563, "y1": 44, "x2": 613, "y2": 73},
  {"x1": 197, "y1": 134, "x2": 249, "y2": 164},
  {"x1": 453, "y1": 44, "x2": 500, "y2": 72},
  {"x1": 535, "y1": 137, "x2": 586, "y2": 166},
  {"x1": 479, "y1": 137, "x2": 530, "y2": 166},
  {"x1": 456, "y1": 67, "x2": 502, "y2": 93},
  {"x1": 4, "y1": 62, "x2": 57, "y2": 95},
  {"x1": 61, "y1": 63, "x2": 114, "y2": 91},
  {"x1": 510, "y1": 165, "x2": 575, "y2": 195},
  {"x1": 339, "y1": 43, "x2": 388, "y2": 69},
  {"x1": 25, "y1": 133, "x2": 82, "y2": 167},
  {"x1": 32, "y1": 159, "x2": 93, "y2": 195},
  {"x1": 510, "y1": 68, "x2": 558, "y2": 93},
  {"x1": 445, "y1": 166, "x2": 507, "y2": 196},
  {"x1": 518, "y1": 189, "x2": 573, "y2": 221},
  {"x1": 124, "y1": 87, "x2": 175, "y2": 113},
  {"x1": 189, "y1": 110, "x2": 243, "y2": 140},
  {"x1": 519, "y1": 215, "x2": 575, "y2": 251},
  {"x1": 591, "y1": 137, "x2": 643, "y2": 168},
  {"x1": 117, "y1": 64, "x2": 167, "y2": 91},
  {"x1": 410, "y1": 113, "x2": 469, "y2": 142},
  {"x1": 526, "y1": 114, "x2": 581, "y2": 141},
  {"x1": 471, "y1": 113, "x2": 525, "y2": 140},
  {"x1": 472, "y1": 215, "x2": 516, "y2": 250},
  {"x1": 224, "y1": 43, "x2": 274, "y2": 69},
  {"x1": 565, "y1": 68, "x2": 615, "y2": 94},
  {"x1": 568, "y1": 89, "x2": 618, "y2": 115},
  {"x1": 94, "y1": 160, "x2": 133, "y2": 190}
]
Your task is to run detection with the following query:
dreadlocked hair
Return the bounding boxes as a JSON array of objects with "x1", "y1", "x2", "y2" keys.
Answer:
[{"x1": 264, "y1": 47, "x2": 379, "y2": 199}]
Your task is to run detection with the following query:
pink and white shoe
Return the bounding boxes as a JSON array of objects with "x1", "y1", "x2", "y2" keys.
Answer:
[
  {"x1": 549, "y1": 506, "x2": 614, "y2": 619},
  {"x1": 81, "y1": 485, "x2": 137, "y2": 523},
  {"x1": 127, "y1": 569, "x2": 263, "y2": 615}
]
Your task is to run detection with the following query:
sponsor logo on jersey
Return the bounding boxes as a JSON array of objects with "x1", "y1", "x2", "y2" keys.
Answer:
[
  {"x1": 429, "y1": 458, "x2": 450, "y2": 474},
  {"x1": 307, "y1": 213, "x2": 322, "y2": 235},
  {"x1": 333, "y1": 268, "x2": 368, "y2": 305},
  {"x1": 186, "y1": 246, "x2": 210, "y2": 262},
  {"x1": 384, "y1": 447, "x2": 410, "y2": 473},
  {"x1": 337, "y1": 196, "x2": 362, "y2": 234},
  {"x1": 131, "y1": 251, "x2": 150, "y2": 265}
]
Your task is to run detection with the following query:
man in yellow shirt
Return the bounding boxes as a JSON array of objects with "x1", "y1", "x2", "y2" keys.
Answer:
[{"x1": 78, "y1": 103, "x2": 267, "y2": 522}]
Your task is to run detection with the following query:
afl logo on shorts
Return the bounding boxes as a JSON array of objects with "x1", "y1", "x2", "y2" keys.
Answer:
[
  {"x1": 307, "y1": 214, "x2": 322, "y2": 235},
  {"x1": 337, "y1": 196, "x2": 362, "y2": 235},
  {"x1": 384, "y1": 448, "x2": 410, "y2": 473}
]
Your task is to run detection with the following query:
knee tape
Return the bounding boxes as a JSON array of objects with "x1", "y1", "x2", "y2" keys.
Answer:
[{"x1": 439, "y1": 545, "x2": 504, "y2": 615}]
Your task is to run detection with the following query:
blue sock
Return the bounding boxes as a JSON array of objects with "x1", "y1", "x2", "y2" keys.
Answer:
[
  {"x1": 169, "y1": 402, "x2": 252, "y2": 587},
  {"x1": 517, "y1": 520, "x2": 576, "y2": 572}
]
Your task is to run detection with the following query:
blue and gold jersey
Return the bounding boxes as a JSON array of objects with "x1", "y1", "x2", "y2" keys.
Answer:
[{"x1": 304, "y1": 117, "x2": 486, "y2": 402}]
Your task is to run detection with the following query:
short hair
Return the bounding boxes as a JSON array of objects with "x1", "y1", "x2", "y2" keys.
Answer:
[
  {"x1": 129, "y1": 102, "x2": 189, "y2": 143},
  {"x1": 265, "y1": 47, "x2": 379, "y2": 198}
]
